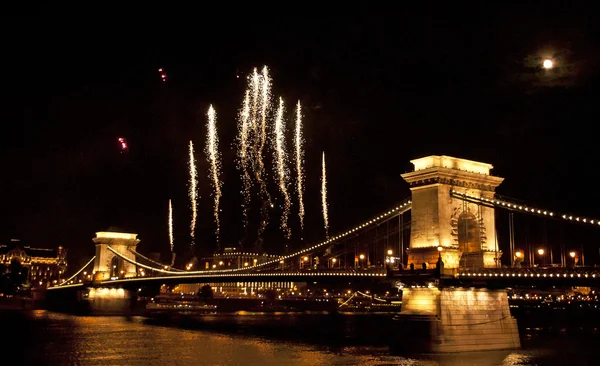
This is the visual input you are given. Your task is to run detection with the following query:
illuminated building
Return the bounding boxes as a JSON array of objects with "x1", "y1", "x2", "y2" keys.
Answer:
[
  {"x1": 0, "y1": 239, "x2": 68, "y2": 287},
  {"x1": 203, "y1": 247, "x2": 281, "y2": 270},
  {"x1": 174, "y1": 248, "x2": 292, "y2": 296}
]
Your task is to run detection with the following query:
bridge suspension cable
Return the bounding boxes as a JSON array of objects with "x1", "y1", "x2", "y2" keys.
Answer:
[
  {"x1": 56, "y1": 256, "x2": 96, "y2": 286},
  {"x1": 127, "y1": 248, "x2": 185, "y2": 272},
  {"x1": 107, "y1": 247, "x2": 176, "y2": 274},
  {"x1": 105, "y1": 198, "x2": 413, "y2": 276},
  {"x1": 250, "y1": 198, "x2": 413, "y2": 271},
  {"x1": 451, "y1": 191, "x2": 600, "y2": 227}
]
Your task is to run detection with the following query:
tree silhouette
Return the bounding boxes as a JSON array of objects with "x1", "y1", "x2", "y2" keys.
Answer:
[
  {"x1": 0, "y1": 259, "x2": 27, "y2": 295},
  {"x1": 197, "y1": 284, "x2": 213, "y2": 302}
]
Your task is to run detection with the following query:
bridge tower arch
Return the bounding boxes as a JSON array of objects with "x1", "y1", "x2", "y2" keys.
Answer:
[
  {"x1": 401, "y1": 155, "x2": 504, "y2": 269},
  {"x1": 92, "y1": 231, "x2": 140, "y2": 280}
]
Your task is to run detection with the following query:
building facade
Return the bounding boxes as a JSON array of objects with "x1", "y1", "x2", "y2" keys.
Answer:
[{"x1": 0, "y1": 239, "x2": 68, "y2": 288}]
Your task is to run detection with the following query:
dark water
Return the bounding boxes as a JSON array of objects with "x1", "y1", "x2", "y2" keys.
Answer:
[{"x1": 2, "y1": 310, "x2": 598, "y2": 365}]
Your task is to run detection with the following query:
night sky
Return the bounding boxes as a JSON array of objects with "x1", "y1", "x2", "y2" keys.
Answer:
[{"x1": 2, "y1": 6, "x2": 600, "y2": 268}]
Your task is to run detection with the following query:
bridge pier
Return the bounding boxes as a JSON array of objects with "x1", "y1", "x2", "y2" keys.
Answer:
[
  {"x1": 46, "y1": 286, "x2": 148, "y2": 315},
  {"x1": 394, "y1": 286, "x2": 520, "y2": 353}
]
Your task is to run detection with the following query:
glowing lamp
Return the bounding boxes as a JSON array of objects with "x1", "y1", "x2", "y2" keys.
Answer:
[
  {"x1": 537, "y1": 248, "x2": 545, "y2": 256},
  {"x1": 569, "y1": 251, "x2": 576, "y2": 258},
  {"x1": 359, "y1": 254, "x2": 365, "y2": 260},
  {"x1": 437, "y1": 246, "x2": 443, "y2": 252},
  {"x1": 515, "y1": 251, "x2": 523, "y2": 258},
  {"x1": 543, "y1": 59, "x2": 553, "y2": 69},
  {"x1": 387, "y1": 249, "x2": 393, "y2": 255}
]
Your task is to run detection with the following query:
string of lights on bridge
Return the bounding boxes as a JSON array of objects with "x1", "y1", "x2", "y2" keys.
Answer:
[
  {"x1": 56, "y1": 256, "x2": 96, "y2": 286},
  {"x1": 250, "y1": 198, "x2": 412, "y2": 271},
  {"x1": 50, "y1": 199, "x2": 414, "y2": 286},
  {"x1": 101, "y1": 198, "x2": 412, "y2": 277},
  {"x1": 457, "y1": 271, "x2": 597, "y2": 279},
  {"x1": 452, "y1": 191, "x2": 600, "y2": 227}
]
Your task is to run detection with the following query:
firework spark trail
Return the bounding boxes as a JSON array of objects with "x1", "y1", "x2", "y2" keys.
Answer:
[
  {"x1": 168, "y1": 199, "x2": 174, "y2": 252},
  {"x1": 321, "y1": 151, "x2": 329, "y2": 238},
  {"x1": 256, "y1": 66, "x2": 273, "y2": 240},
  {"x1": 250, "y1": 68, "x2": 260, "y2": 140},
  {"x1": 237, "y1": 90, "x2": 252, "y2": 227},
  {"x1": 295, "y1": 101, "x2": 305, "y2": 231},
  {"x1": 274, "y1": 97, "x2": 291, "y2": 239},
  {"x1": 169, "y1": 199, "x2": 175, "y2": 265},
  {"x1": 188, "y1": 141, "x2": 198, "y2": 246},
  {"x1": 206, "y1": 105, "x2": 223, "y2": 246}
]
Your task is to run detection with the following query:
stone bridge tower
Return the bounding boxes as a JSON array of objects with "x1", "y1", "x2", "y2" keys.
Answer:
[
  {"x1": 401, "y1": 156, "x2": 504, "y2": 269},
  {"x1": 92, "y1": 231, "x2": 140, "y2": 280}
]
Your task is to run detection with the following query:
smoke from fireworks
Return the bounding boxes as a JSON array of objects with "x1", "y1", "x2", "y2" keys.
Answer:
[
  {"x1": 273, "y1": 97, "x2": 291, "y2": 239},
  {"x1": 188, "y1": 141, "x2": 198, "y2": 245},
  {"x1": 237, "y1": 90, "x2": 252, "y2": 228},
  {"x1": 321, "y1": 151, "x2": 329, "y2": 238},
  {"x1": 206, "y1": 105, "x2": 223, "y2": 246},
  {"x1": 168, "y1": 199, "x2": 174, "y2": 252},
  {"x1": 295, "y1": 101, "x2": 305, "y2": 232}
]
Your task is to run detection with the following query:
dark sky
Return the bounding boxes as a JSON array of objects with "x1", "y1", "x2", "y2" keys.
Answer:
[{"x1": 2, "y1": 6, "x2": 600, "y2": 267}]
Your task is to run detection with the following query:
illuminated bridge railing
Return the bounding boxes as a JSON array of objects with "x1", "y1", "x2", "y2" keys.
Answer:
[
  {"x1": 457, "y1": 267, "x2": 600, "y2": 280},
  {"x1": 106, "y1": 269, "x2": 387, "y2": 283}
]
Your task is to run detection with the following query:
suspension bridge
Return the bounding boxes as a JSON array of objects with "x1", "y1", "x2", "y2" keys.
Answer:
[
  {"x1": 48, "y1": 155, "x2": 600, "y2": 291},
  {"x1": 44, "y1": 155, "x2": 600, "y2": 353}
]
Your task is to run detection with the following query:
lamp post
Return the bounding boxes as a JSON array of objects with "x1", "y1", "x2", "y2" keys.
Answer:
[
  {"x1": 302, "y1": 256, "x2": 309, "y2": 269},
  {"x1": 435, "y1": 246, "x2": 444, "y2": 278},
  {"x1": 515, "y1": 250, "x2": 523, "y2": 268},
  {"x1": 569, "y1": 251, "x2": 578, "y2": 267},
  {"x1": 537, "y1": 248, "x2": 545, "y2": 267}
]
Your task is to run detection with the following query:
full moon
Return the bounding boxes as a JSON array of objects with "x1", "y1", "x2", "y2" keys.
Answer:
[{"x1": 543, "y1": 59, "x2": 553, "y2": 69}]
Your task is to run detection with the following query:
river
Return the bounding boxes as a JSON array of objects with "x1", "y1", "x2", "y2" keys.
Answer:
[{"x1": 2, "y1": 310, "x2": 598, "y2": 365}]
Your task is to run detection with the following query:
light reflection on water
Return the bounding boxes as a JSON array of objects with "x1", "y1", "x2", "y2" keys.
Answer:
[{"x1": 2, "y1": 310, "x2": 589, "y2": 365}]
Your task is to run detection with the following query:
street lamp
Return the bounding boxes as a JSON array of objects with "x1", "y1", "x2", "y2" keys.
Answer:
[
  {"x1": 358, "y1": 254, "x2": 365, "y2": 268},
  {"x1": 569, "y1": 251, "x2": 578, "y2": 267},
  {"x1": 543, "y1": 59, "x2": 553, "y2": 69},
  {"x1": 387, "y1": 249, "x2": 393, "y2": 256},
  {"x1": 537, "y1": 248, "x2": 545, "y2": 267}
]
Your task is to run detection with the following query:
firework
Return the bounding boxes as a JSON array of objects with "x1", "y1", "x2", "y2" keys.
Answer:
[
  {"x1": 295, "y1": 101, "x2": 305, "y2": 231},
  {"x1": 237, "y1": 90, "x2": 252, "y2": 227},
  {"x1": 274, "y1": 97, "x2": 291, "y2": 239},
  {"x1": 322, "y1": 151, "x2": 329, "y2": 238},
  {"x1": 255, "y1": 66, "x2": 273, "y2": 240},
  {"x1": 168, "y1": 199, "x2": 174, "y2": 252},
  {"x1": 188, "y1": 141, "x2": 198, "y2": 245},
  {"x1": 251, "y1": 68, "x2": 260, "y2": 138},
  {"x1": 206, "y1": 105, "x2": 223, "y2": 246}
]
